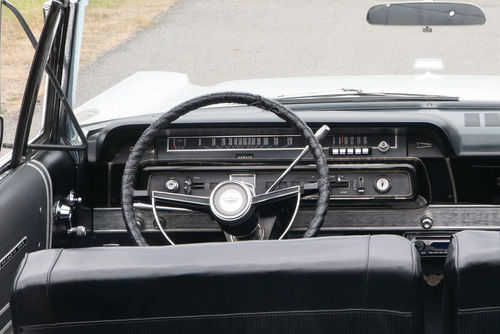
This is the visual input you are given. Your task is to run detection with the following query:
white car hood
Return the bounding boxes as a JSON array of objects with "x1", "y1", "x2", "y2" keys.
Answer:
[{"x1": 75, "y1": 71, "x2": 500, "y2": 125}]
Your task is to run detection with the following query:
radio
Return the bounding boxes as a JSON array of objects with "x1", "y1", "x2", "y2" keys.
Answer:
[{"x1": 406, "y1": 233, "x2": 452, "y2": 257}]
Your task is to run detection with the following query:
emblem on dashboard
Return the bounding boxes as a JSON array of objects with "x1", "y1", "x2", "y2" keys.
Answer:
[
  {"x1": 0, "y1": 236, "x2": 27, "y2": 271},
  {"x1": 416, "y1": 142, "x2": 432, "y2": 149}
]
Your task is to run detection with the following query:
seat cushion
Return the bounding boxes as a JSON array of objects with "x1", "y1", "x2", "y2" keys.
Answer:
[
  {"x1": 444, "y1": 230, "x2": 500, "y2": 334},
  {"x1": 11, "y1": 235, "x2": 423, "y2": 334}
]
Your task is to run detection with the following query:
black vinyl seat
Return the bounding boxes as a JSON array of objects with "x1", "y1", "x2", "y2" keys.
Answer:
[
  {"x1": 444, "y1": 230, "x2": 500, "y2": 334},
  {"x1": 11, "y1": 235, "x2": 423, "y2": 334}
]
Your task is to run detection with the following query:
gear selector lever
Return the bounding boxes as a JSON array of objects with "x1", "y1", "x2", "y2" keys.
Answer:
[{"x1": 266, "y1": 125, "x2": 330, "y2": 193}]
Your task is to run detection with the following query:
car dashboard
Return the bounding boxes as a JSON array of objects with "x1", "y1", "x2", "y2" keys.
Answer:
[{"x1": 79, "y1": 105, "x2": 500, "y2": 263}]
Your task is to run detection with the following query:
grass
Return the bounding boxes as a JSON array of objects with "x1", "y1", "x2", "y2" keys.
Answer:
[{"x1": 0, "y1": 0, "x2": 175, "y2": 116}]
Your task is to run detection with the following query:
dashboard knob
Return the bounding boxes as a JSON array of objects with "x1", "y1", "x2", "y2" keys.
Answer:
[
  {"x1": 421, "y1": 216, "x2": 433, "y2": 229},
  {"x1": 165, "y1": 179, "x2": 179, "y2": 192},
  {"x1": 374, "y1": 176, "x2": 391, "y2": 193},
  {"x1": 414, "y1": 240, "x2": 426, "y2": 252},
  {"x1": 378, "y1": 140, "x2": 390, "y2": 153}
]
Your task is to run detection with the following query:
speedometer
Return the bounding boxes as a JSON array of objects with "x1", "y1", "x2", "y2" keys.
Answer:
[{"x1": 167, "y1": 135, "x2": 304, "y2": 151}]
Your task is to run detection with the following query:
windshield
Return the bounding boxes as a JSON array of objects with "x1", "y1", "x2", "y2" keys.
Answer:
[
  {"x1": 2, "y1": 1, "x2": 500, "y2": 130},
  {"x1": 73, "y1": 0, "x2": 500, "y2": 114}
]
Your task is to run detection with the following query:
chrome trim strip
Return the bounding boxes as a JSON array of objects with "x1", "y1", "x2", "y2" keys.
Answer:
[
  {"x1": 90, "y1": 225, "x2": 500, "y2": 233},
  {"x1": 133, "y1": 203, "x2": 192, "y2": 212},
  {"x1": 304, "y1": 226, "x2": 500, "y2": 231},
  {"x1": 0, "y1": 236, "x2": 27, "y2": 271},
  {"x1": 27, "y1": 161, "x2": 53, "y2": 248},
  {"x1": 0, "y1": 321, "x2": 12, "y2": 334},
  {"x1": 93, "y1": 229, "x2": 221, "y2": 233},
  {"x1": 0, "y1": 303, "x2": 9, "y2": 317},
  {"x1": 430, "y1": 204, "x2": 500, "y2": 208},
  {"x1": 97, "y1": 203, "x2": 500, "y2": 212}
]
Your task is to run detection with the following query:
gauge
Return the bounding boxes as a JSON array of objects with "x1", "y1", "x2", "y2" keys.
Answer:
[
  {"x1": 167, "y1": 135, "x2": 304, "y2": 151},
  {"x1": 172, "y1": 138, "x2": 186, "y2": 150}
]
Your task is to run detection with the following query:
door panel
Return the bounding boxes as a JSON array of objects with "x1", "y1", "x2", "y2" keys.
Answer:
[{"x1": 0, "y1": 160, "x2": 52, "y2": 332}]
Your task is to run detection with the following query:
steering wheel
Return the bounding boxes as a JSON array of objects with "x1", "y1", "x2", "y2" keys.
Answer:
[{"x1": 121, "y1": 92, "x2": 330, "y2": 246}]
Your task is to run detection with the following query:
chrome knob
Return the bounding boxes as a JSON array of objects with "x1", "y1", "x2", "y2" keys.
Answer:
[
  {"x1": 66, "y1": 190, "x2": 82, "y2": 206},
  {"x1": 378, "y1": 140, "x2": 390, "y2": 153},
  {"x1": 165, "y1": 179, "x2": 179, "y2": 192},
  {"x1": 421, "y1": 216, "x2": 433, "y2": 229},
  {"x1": 67, "y1": 226, "x2": 86, "y2": 237},
  {"x1": 55, "y1": 201, "x2": 72, "y2": 224}
]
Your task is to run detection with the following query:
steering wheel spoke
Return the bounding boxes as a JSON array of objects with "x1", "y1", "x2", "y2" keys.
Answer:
[
  {"x1": 152, "y1": 191, "x2": 210, "y2": 212},
  {"x1": 133, "y1": 189, "x2": 149, "y2": 200},
  {"x1": 252, "y1": 185, "x2": 301, "y2": 207}
]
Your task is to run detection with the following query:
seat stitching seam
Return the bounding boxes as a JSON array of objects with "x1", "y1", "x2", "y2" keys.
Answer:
[
  {"x1": 454, "y1": 234, "x2": 460, "y2": 307},
  {"x1": 458, "y1": 306, "x2": 500, "y2": 314},
  {"x1": 364, "y1": 235, "x2": 371, "y2": 309},
  {"x1": 22, "y1": 308, "x2": 414, "y2": 330},
  {"x1": 46, "y1": 249, "x2": 63, "y2": 324}
]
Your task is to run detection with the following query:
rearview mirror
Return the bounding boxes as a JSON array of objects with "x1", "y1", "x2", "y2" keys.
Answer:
[{"x1": 367, "y1": 2, "x2": 486, "y2": 26}]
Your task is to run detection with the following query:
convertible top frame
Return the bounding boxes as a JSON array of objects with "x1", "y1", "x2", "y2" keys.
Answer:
[{"x1": 2, "y1": 0, "x2": 87, "y2": 169}]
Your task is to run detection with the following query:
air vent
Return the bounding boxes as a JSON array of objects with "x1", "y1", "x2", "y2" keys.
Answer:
[
  {"x1": 485, "y1": 113, "x2": 500, "y2": 127},
  {"x1": 464, "y1": 113, "x2": 480, "y2": 127}
]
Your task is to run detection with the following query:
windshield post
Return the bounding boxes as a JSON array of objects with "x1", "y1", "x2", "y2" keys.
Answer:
[{"x1": 10, "y1": 1, "x2": 62, "y2": 168}]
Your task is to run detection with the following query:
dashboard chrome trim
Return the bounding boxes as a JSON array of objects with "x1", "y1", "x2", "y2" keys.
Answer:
[
  {"x1": 165, "y1": 133, "x2": 398, "y2": 152},
  {"x1": 92, "y1": 204, "x2": 500, "y2": 233}
]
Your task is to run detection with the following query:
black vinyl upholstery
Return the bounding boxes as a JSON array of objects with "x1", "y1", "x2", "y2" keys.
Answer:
[
  {"x1": 444, "y1": 230, "x2": 500, "y2": 334},
  {"x1": 11, "y1": 235, "x2": 423, "y2": 334}
]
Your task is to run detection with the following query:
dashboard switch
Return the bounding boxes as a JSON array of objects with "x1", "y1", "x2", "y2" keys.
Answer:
[
  {"x1": 357, "y1": 177, "x2": 365, "y2": 193},
  {"x1": 355, "y1": 148, "x2": 362, "y2": 155},
  {"x1": 347, "y1": 148, "x2": 354, "y2": 155},
  {"x1": 339, "y1": 148, "x2": 347, "y2": 155},
  {"x1": 331, "y1": 148, "x2": 339, "y2": 155},
  {"x1": 362, "y1": 147, "x2": 370, "y2": 155}
]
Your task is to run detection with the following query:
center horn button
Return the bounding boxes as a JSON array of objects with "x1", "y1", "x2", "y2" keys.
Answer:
[{"x1": 209, "y1": 181, "x2": 258, "y2": 237}]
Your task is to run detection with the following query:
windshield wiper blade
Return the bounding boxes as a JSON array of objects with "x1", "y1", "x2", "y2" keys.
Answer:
[{"x1": 275, "y1": 89, "x2": 459, "y2": 104}]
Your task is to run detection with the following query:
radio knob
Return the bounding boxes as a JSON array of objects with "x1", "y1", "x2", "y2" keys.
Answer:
[
  {"x1": 165, "y1": 179, "x2": 179, "y2": 192},
  {"x1": 378, "y1": 140, "x2": 390, "y2": 153},
  {"x1": 414, "y1": 240, "x2": 426, "y2": 252}
]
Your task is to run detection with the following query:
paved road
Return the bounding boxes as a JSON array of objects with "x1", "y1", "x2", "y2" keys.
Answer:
[{"x1": 76, "y1": 0, "x2": 500, "y2": 106}]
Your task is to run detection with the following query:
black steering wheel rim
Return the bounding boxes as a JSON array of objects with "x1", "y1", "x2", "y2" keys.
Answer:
[{"x1": 121, "y1": 92, "x2": 330, "y2": 246}]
